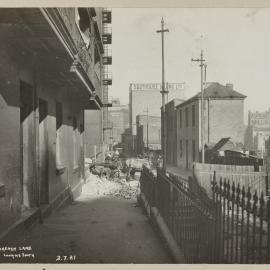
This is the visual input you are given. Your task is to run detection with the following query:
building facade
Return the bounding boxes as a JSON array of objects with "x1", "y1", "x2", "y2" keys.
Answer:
[
  {"x1": 175, "y1": 82, "x2": 246, "y2": 170},
  {"x1": 136, "y1": 115, "x2": 161, "y2": 155},
  {"x1": 244, "y1": 109, "x2": 270, "y2": 157},
  {"x1": 108, "y1": 98, "x2": 129, "y2": 145},
  {"x1": 165, "y1": 99, "x2": 184, "y2": 166},
  {"x1": 0, "y1": 8, "x2": 104, "y2": 237},
  {"x1": 129, "y1": 82, "x2": 186, "y2": 135},
  {"x1": 121, "y1": 127, "x2": 136, "y2": 157},
  {"x1": 84, "y1": 8, "x2": 112, "y2": 161}
]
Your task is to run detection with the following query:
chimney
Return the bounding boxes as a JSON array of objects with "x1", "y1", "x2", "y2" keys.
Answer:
[{"x1": 226, "y1": 83, "x2": 234, "y2": 90}]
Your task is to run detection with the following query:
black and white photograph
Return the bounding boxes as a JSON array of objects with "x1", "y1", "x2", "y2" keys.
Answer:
[{"x1": 0, "y1": 3, "x2": 270, "y2": 266}]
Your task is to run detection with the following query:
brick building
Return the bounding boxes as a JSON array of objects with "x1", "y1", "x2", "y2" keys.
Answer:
[
  {"x1": 0, "y1": 8, "x2": 105, "y2": 237},
  {"x1": 129, "y1": 83, "x2": 186, "y2": 136},
  {"x1": 174, "y1": 82, "x2": 246, "y2": 169},
  {"x1": 165, "y1": 99, "x2": 184, "y2": 166},
  {"x1": 84, "y1": 8, "x2": 112, "y2": 161},
  {"x1": 121, "y1": 127, "x2": 136, "y2": 157},
  {"x1": 136, "y1": 115, "x2": 161, "y2": 155},
  {"x1": 244, "y1": 109, "x2": 270, "y2": 157},
  {"x1": 108, "y1": 98, "x2": 129, "y2": 145}
]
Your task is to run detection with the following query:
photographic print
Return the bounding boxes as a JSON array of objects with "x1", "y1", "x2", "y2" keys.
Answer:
[{"x1": 0, "y1": 3, "x2": 269, "y2": 266}]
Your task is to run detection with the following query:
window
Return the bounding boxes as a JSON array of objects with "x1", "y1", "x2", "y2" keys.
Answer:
[
  {"x1": 192, "y1": 105, "x2": 195, "y2": 127},
  {"x1": 75, "y1": 8, "x2": 91, "y2": 49},
  {"x1": 180, "y1": 139, "x2": 182, "y2": 158},
  {"x1": 56, "y1": 102, "x2": 63, "y2": 167},
  {"x1": 94, "y1": 44, "x2": 101, "y2": 64},
  {"x1": 192, "y1": 140, "x2": 196, "y2": 161},
  {"x1": 179, "y1": 110, "x2": 182, "y2": 128},
  {"x1": 185, "y1": 107, "x2": 189, "y2": 127}
]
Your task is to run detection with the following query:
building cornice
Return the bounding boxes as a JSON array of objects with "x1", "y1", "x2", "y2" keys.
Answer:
[
  {"x1": 41, "y1": 8, "x2": 102, "y2": 106},
  {"x1": 40, "y1": 8, "x2": 78, "y2": 59}
]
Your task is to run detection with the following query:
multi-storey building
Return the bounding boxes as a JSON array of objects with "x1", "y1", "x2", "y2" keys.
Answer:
[
  {"x1": 121, "y1": 127, "x2": 136, "y2": 157},
  {"x1": 84, "y1": 8, "x2": 112, "y2": 161},
  {"x1": 0, "y1": 8, "x2": 105, "y2": 237},
  {"x1": 136, "y1": 115, "x2": 161, "y2": 154},
  {"x1": 165, "y1": 99, "x2": 185, "y2": 166},
  {"x1": 129, "y1": 83, "x2": 186, "y2": 136},
  {"x1": 108, "y1": 99, "x2": 129, "y2": 145},
  {"x1": 244, "y1": 109, "x2": 270, "y2": 157},
  {"x1": 174, "y1": 82, "x2": 246, "y2": 169}
]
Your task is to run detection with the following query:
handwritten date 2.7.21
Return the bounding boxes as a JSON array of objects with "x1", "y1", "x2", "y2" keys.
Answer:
[{"x1": 56, "y1": 255, "x2": 76, "y2": 262}]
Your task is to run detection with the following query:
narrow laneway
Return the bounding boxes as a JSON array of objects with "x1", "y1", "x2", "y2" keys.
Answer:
[{"x1": 3, "y1": 175, "x2": 171, "y2": 263}]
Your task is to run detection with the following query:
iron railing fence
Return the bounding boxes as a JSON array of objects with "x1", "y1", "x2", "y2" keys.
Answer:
[
  {"x1": 212, "y1": 173, "x2": 270, "y2": 263},
  {"x1": 140, "y1": 165, "x2": 270, "y2": 264},
  {"x1": 156, "y1": 170, "x2": 216, "y2": 263},
  {"x1": 140, "y1": 166, "x2": 216, "y2": 263},
  {"x1": 140, "y1": 167, "x2": 156, "y2": 207}
]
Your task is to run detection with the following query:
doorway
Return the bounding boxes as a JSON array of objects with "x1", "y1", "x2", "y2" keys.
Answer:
[{"x1": 39, "y1": 99, "x2": 49, "y2": 204}]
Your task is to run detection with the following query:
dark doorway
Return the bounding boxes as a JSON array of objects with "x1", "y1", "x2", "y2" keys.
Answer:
[
  {"x1": 39, "y1": 99, "x2": 49, "y2": 204},
  {"x1": 20, "y1": 80, "x2": 34, "y2": 209}
]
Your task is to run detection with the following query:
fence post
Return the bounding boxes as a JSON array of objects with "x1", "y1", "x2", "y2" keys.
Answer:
[{"x1": 211, "y1": 171, "x2": 217, "y2": 263}]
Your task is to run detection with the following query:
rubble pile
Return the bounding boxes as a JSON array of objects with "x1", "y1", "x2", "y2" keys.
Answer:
[
  {"x1": 111, "y1": 181, "x2": 139, "y2": 200},
  {"x1": 83, "y1": 174, "x2": 122, "y2": 197},
  {"x1": 84, "y1": 173, "x2": 139, "y2": 200}
]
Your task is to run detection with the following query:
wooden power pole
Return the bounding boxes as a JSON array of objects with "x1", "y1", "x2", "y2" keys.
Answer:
[
  {"x1": 191, "y1": 50, "x2": 207, "y2": 164},
  {"x1": 156, "y1": 17, "x2": 169, "y2": 171}
]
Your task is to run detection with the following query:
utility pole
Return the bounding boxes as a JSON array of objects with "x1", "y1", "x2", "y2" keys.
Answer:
[
  {"x1": 157, "y1": 17, "x2": 169, "y2": 171},
  {"x1": 191, "y1": 50, "x2": 206, "y2": 164}
]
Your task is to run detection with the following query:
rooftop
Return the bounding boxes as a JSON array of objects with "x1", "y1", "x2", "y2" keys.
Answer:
[{"x1": 176, "y1": 82, "x2": 246, "y2": 108}]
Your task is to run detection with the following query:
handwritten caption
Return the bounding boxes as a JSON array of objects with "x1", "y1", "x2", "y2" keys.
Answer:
[{"x1": 0, "y1": 246, "x2": 35, "y2": 260}]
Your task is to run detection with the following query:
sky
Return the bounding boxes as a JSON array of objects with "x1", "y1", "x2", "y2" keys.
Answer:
[{"x1": 110, "y1": 8, "x2": 270, "y2": 122}]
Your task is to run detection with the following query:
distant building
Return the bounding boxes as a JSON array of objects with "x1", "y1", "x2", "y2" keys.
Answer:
[
  {"x1": 108, "y1": 99, "x2": 129, "y2": 145},
  {"x1": 136, "y1": 115, "x2": 161, "y2": 154},
  {"x1": 121, "y1": 127, "x2": 136, "y2": 157},
  {"x1": 129, "y1": 83, "x2": 186, "y2": 135},
  {"x1": 244, "y1": 109, "x2": 270, "y2": 158},
  {"x1": 174, "y1": 82, "x2": 246, "y2": 169}
]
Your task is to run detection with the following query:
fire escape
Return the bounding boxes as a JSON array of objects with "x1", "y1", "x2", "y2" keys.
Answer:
[{"x1": 102, "y1": 8, "x2": 113, "y2": 148}]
